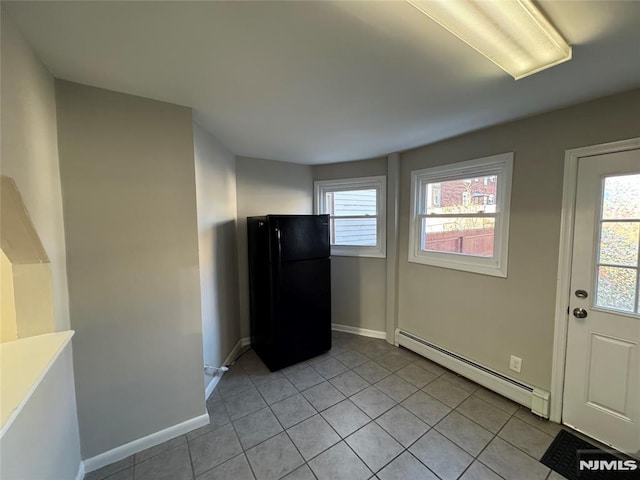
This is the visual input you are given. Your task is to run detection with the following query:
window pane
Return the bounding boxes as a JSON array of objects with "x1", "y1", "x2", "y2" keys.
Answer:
[
  {"x1": 426, "y1": 176, "x2": 497, "y2": 214},
  {"x1": 599, "y1": 221, "x2": 639, "y2": 267},
  {"x1": 602, "y1": 174, "x2": 640, "y2": 220},
  {"x1": 596, "y1": 266, "x2": 637, "y2": 312},
  {"x1": 422, "y1": 217, "x2": 495, "y2": 257},
  {"x1": 331, "y1": 218, "x2": 377, "y2": 246},
  {"x1": 329, "y1": 189, "x2": 377, "y2": 217}
]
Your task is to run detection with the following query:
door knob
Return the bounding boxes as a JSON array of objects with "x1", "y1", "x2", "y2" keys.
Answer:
[{"x1": 573, "y1": 308, "x2": 588, "y2": 319}]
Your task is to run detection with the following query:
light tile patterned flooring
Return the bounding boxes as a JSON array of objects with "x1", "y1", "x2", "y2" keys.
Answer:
[{"x1": 86, "y1": 332, "x2": 569, "y2": 480}]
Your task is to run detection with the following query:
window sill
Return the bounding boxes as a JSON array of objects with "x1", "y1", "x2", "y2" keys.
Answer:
[
  {"x1": 408, "y1": 253, "x2": 507, "y2": 278},
  {"x1": 0, "y1": 330, "x2": 74, "y2": 437},
  {"x1": 331, "y1": 247, "x2": 386, "y2": 259}
]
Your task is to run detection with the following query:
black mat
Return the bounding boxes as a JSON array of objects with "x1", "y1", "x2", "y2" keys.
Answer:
[{"x1": 540, "y1": 430, "x2": 639, "y2": 479}]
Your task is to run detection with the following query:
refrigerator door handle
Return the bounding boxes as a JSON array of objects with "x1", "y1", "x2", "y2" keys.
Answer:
[
  {"x1": 273, "y1": 223, "x2": 281, "y2": 305},
  {"x1": 273, "y1": 262, "x2": 281, "y2": 306},
  {"x1": 275, "y1": 226, "x2": 282, "y2": 262}
]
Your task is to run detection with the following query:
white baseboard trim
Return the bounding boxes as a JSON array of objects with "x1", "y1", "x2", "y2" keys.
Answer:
[
  {"x1": 204, "y1": 372, "x2": 222, "y2": 400},
  {"x1": 225, "y1": 337, "x2": 250, "y2": 366},
  {"x1": 204, "y1": 337, "x2": 251, "y2": 399},
  {"x1": 397, "y1": 329, "x2": 550, "y2": 418},
  {"x1": 332, "y1": 323, "x2": 387, "y2": 340},
  {"x1": 83, "y1": 413, "x2": 209, "y2": 474},
  {"x1": 75, "y1": 461, "x2": 85, "y2": 480}
]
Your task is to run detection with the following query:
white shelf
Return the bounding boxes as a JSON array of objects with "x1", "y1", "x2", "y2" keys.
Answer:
[{"x1": 0, "y1": 331, "x2": 74, "y2": 438}]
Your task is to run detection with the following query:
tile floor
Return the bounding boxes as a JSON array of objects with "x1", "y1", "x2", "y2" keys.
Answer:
[{"x1": 85, "y1": 332, "x2": 571, "y2": 480}]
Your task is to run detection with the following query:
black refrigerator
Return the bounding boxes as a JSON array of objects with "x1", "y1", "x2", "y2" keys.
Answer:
[{"x1": 247, "y1": 214, "x2": 332, "y2": 371}]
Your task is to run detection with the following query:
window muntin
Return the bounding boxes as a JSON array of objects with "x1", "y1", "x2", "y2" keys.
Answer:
[
  {"x1": 409, "y1": 153, "x2": 513, "y2": 277},
  {"x1": 315, "y1": 176, "x2": 386, "y2": 258}
]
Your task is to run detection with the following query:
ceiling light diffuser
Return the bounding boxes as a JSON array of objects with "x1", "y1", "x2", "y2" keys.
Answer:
[{"x1": 406, "y1": 0, "x2": 572, "y2": 79}]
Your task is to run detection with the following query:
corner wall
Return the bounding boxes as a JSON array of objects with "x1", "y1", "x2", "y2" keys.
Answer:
[
  {"x1": 193, "y1": 123, "x2": 241, "y2": 373},
  {"x1": 56, "y1": 81, "x2": 205, "y2": 458},
  {"x1": 312, "y1": 157, "x2": 388, "y2": 333},
  {"x1": 397, "y1": 89, "x2": 640, "y2": 391},
  {"x1": 0, "y1": 10, "x2": 70, "y2": 332},
  {"x1": 0, "y1": 11, "x2": 81, "y2": 478},
  {"x1": 236, "y1": 157, "x2": 313, "y2": 338}
]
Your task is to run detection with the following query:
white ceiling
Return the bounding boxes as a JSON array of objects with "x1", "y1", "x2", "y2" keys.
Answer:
[{"x1": 4, "y1": 1, "x2": 640, "y2": 164}]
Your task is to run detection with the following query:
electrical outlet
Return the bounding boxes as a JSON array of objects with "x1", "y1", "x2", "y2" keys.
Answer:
[{"x1": 510, "y1": 355, "x2": 522, "y2": 373}]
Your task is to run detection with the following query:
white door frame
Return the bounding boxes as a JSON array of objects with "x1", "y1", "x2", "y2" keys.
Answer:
[{"x1": 550, "y1": 136, "x2": 640, "y2": 423}]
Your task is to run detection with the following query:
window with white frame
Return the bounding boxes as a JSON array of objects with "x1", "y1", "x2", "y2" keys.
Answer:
[
  {"x1": 409, "y1": 153, "x2": 513, "y2": 277},
  {"x1": 315, "y1": 176, "x2": 386, "y2": 258}
]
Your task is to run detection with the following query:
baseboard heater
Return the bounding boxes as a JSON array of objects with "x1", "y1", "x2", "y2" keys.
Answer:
[{"x1": 396, "y1": 329, "x2": 550, "y2": 418}]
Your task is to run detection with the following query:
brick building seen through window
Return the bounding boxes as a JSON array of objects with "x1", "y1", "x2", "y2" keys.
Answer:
[{"x1": 425, "y1": 176, "x2": 498, "y2": 257}]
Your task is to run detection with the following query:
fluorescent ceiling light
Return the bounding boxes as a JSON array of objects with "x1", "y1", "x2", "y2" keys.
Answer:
[{"x1": 406, "y1": 0, "x2": 572, "y2": 79}]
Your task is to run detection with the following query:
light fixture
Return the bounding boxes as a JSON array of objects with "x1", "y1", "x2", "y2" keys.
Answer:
[{"x1": 406, "y1": 0, "x2": 572, "y2": 80}]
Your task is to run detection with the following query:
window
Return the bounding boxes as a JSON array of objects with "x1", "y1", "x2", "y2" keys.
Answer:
[
  {"x1": 409, "y1": 153, "x2": 513, "y2": 277},
  {"x1": 315, "y1": 176, "x2": 386, "y2": 258},
  {"x1": 595, "y1": 173, "x2": 640, "y2": 314}
]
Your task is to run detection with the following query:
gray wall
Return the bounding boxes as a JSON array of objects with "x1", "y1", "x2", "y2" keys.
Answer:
[
  {"x1": 236, "y1": 157, "x2": 313, "y2": 338},
  {"x1": 193, "y1": 123, "x2": 241, "y2": 373},
  {"x1": 398, "y1": 89, "x2": 640, "y2": 391},
  {"x1": 56, "y1": 81, "x2": 205, "y2": 458},
  {"x1": 0, "y1": 12, "x2": 82, "y2": 477},
  {"x1": 312, "y1": 157, "x2": 388, "y2": 332}
]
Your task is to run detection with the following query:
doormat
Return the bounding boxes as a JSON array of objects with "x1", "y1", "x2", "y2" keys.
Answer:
[{"x1": 540, "y1": 430, "x2": 639, "y2": 479}]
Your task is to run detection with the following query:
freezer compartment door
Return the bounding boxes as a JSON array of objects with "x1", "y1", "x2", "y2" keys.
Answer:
[{"x1": 269, "y1": 215, "x2": 329, "y2": 262}]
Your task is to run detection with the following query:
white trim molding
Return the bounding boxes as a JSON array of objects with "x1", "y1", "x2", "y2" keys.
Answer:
[
  {"x1": 204, "y1": 337, "x2": 251, "y2": 399},
  {"x1": 408, "y1": 152, "x2": 513, "y2": 278},
  {"x1": 314, "y1": 175, "x2": 387, "y2": 258},
  {"x1": 83, "y1": 414, "x2": 210, "y2": 474},
  {"x1": 75, "y1": 462, "x2": 85, "y2": 480},
  {"x1": 331, "y1": 323, "x2": 387, "y2": 340},
  {"x1": 550, "y1": 137, "x2": 640, "y2": 424},
  {"x1": 204, "y1": 375, "x2": 218, "y2": 400}
]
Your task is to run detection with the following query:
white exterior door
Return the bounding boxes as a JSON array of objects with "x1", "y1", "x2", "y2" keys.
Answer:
[{"x1": 563, "y1": 148, "x2": 640, "y2": 456}]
